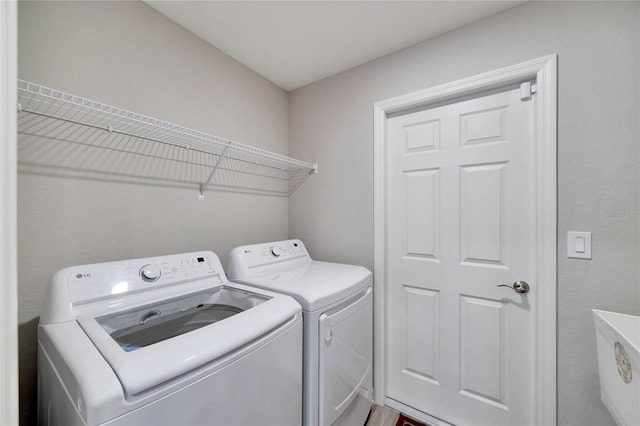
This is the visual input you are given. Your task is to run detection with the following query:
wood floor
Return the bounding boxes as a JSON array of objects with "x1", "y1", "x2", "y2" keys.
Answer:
[{"x1": 366, "y1": 405, "x2": 400, "y2": 426}]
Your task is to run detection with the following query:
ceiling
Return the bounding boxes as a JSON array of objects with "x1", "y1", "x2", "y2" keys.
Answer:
[{"x1": 146, "y1": 1, "x2": 525, "y2": 91}]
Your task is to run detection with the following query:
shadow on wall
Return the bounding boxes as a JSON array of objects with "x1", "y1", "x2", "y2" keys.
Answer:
[{"x1": 19, "y1": 318, "x2": 39, "y2": 426}]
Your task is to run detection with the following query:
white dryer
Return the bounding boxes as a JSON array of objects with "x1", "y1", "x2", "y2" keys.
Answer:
[
  {"x1": 228, "y1": 239, "x2": 373, "y2": 426},
  {"x1": 38, "y1": 251, "x2": 303, "y2": 426}
]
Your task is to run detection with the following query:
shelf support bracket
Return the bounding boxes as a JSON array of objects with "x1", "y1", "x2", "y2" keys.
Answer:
[{"x1": 199, "y1": 143, "x2": 231, "y2": 201}]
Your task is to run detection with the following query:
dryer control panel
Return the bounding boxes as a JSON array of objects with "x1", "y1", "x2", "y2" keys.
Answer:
[{"x1": 228, "y1": 239, "x2": 311, "y2": 278}]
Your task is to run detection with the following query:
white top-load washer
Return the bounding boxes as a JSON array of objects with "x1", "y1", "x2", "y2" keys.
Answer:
[
  {"x1": 38, "y1": 251, "x2": 303, "y2": 426},
  {"x1": 227, "y1": 239, "x2": 373, "y2": 426}
]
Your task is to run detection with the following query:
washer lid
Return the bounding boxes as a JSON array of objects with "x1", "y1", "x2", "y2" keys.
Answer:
[
  {"x1": 234, "y1": 260, "x2": 372, "y2": 311},
  {"x1": 77, "y1": 283, "x2": 301, "y2": 396}
]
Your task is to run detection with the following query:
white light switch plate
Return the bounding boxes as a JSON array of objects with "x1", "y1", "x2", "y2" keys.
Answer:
[{"x1": 567, "y1": 231, "x2": 592, "y2": 259}]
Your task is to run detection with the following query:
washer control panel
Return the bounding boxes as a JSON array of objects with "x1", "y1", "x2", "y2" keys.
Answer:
[{"x1": 67, "y1": 251, "x2": 223, "y2": 305}]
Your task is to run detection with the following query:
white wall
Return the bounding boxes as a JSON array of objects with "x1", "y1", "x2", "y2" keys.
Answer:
[
  {"x1": 289, "y1": 2, "x2": 639, "y2": 425},
  {"x1": 18, "y1": 2, "x2": 289, "y2": 424},
  {"x1": 1, "y1": 2, "x2": 18, "y2": 425}
]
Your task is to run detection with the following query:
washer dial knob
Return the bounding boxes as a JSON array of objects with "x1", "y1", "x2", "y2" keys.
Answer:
[
  {"x1": 270, "y1": 246, "x2": 282, "y2": 257},
  {"x1": 140, "y1": 264, "x2": 161, "y2": 282}
]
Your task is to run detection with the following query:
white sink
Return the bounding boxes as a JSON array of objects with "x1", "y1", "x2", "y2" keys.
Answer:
[{"x1": 593, "y1": 309, "x2": 640, "y2": 425}]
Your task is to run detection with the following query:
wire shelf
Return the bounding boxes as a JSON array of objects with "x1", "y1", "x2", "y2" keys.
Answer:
[{"x1": 17, "y1": 79, "x2": 317, "y2": 198}]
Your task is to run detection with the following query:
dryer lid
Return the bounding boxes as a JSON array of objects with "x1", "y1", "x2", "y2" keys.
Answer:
[
  {"x1": 233, "y1": 260, "x2": 372, "y2": 311},
  {"x1": 78, "y1": 283, "x2": 300, "y2": 396}
]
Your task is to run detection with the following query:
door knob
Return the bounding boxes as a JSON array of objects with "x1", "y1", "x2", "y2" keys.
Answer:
[{"x1": 497, "y1": 280, "x2": 530, "y2": 294}]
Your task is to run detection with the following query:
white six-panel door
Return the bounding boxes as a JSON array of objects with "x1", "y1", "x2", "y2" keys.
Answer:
[{"x1": 386, "y1": 84, "x2": 536, "y2": 425}]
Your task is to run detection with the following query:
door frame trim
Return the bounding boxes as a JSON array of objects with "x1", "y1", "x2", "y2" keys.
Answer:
[{"x1": 373, "y1": 55, "x2": 557, "y2": 425}]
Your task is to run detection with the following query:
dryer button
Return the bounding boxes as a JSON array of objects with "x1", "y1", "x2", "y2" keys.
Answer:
[{"x1": 270, "y1": 247, "x2": 282, "y2": 257}]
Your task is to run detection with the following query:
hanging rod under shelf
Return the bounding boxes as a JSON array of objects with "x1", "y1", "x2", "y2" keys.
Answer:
[{"x1": 16, "y1": 79, "x2": 317, "y2": 199}]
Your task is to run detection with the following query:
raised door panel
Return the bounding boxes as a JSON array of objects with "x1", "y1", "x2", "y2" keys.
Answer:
[
  {"x1": 460, "y1": 163, "x2": 506, "y2": 266},
  {"x1": 460, "y1": 106, "x2": 508, "y2": 146},
  {"x1": 405, "y1": 169, "x2": 440, "y2": 260},
  {"x1": 459, "y1": 295, "x2": 507, "y2": 409},
  {"x1": 402, "y1": 286, "x2": 440, "y2": 384},
  {"x1": 404, "y1": 119, "x2": 441, "y2": 153}
]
